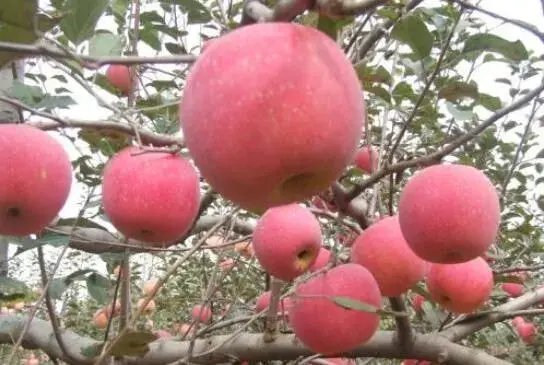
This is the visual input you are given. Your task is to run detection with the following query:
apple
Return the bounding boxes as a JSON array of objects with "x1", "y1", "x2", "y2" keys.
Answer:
[
  {"x1": 309, "y1": 247, "x2": 332, "y2": 272},
  {"x1": 426, "y1": 257, "x2": 493, "y2": 314},
  {"x1": 0, "y1": 124, "x2": 72, "y2": 236},
  {"x1": 398, "y1": 164, "x2": 500, "y2": 264},
  {"x1": 154, "y1": 329, "x2": 172, "y2": 339},
  {"x1": 351, "y1": 216, "x2": 427, "y2": 297},
  {"x1": 218, "y1": 258, "x2": 236, "y2": 271},
  {"x1": 516, "y1": 321, "x2": 537, "y2": 344},
  {"x1": 143, "y1": 279, "x2": 160, "y2": 297},
  {"x1": 253, "y1": 204, "x2": 322, "y2": 281},
  {"x1": 191, "y1": 304, "x2": 212, "y2": 323},
  {"x1": 501, "y1": 283, "x2": 524, "y2": 298},
  {"x1": 402, "y1": 360, "x2": 433, "y2": 365},
  {"x1": 102, "y1": 146, "x2": 201, "y2": 246},
  {"x1": 234, "y1": 241, "x2": 255, "y2": 259},
  {"x1": 106, "y1": 64, "x2": 132, "y2": 95},
  {"x1": 512, "y1": 316, "x2": 526, "y2": 328},
  {"x1": 137, "y1": 298, "x2": 156, "y2": 314},
  {"x1": 411, "y1": 293, "x2": 426, "y2": 313},
  {"x1": 105, "y1": 301, "x2": 121, "y2": 317},
  {"x1": 354, "y1": 145, "x2": 378, "y2": 174},
  {"x1": 177, "y1": 322, "x2": 194, "y2": 337},
  {"x1": 289, "y1": 263, "x2": 382, "y2": 355},
  {"x1": 93, "y1": 309, "x2": 109, "y2": 329},
  {"x1": 254, "y1": 291, "x2": 292, "y2": 317},
  {"x1": 313, "y1": 358, "x2": 355, "y2": 365},
  {"x1": 180, "y1": 22, "x2": 364, "y2": 213}
]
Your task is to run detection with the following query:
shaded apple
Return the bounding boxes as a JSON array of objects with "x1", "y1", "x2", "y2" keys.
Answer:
[
  {"x1": 180, "y1": 22, "x2": 364, "y2": 212},
  {"x1": 253, "y1": 204, "x2": 322, "y2": 281},
  {"x1": 426, "y1": 257, "x2": 493, "y2": 314},
  {"x1": 309, "y1": 247, "x2": 332, "y2": 272},
  {"x1": 0, "y1": 124, "x2": 72, "y2": 236},
  {"x1": 289, "y1": 263, "x2": 381, "y2": 355},
  {"x1": 354, "y1": 145, "x2": 378, "y2": 174},
  {"x1": 501, "y1": 283, "x2": 524, "y2": 298},
  {"x1": 411, "y1": 293, "x2": 426, "y2": 314},
  {"x1": 102, "y1": 146, "x2": 201, "y2": 246},
  {"x1": 351, "y1": 216, "x2": 427, "y2": 296},
  {"x1": 191, "y1": 304, "x2": 212, "y2": 323},
  {"x1": 516, "y1": 321, "x2": 537, "y2": 344},
  {"x1": 398, "y1": 164, "x2": 500, "y2": 264}
]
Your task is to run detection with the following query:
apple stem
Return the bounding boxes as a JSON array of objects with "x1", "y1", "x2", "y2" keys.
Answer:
[{"x1": 263, "y1": 277, "x2": 283, "y2": 342}]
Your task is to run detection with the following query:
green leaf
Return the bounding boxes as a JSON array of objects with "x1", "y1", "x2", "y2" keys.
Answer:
[
  {"x1": 438, "y1": 81, "x2": 478, "y2": 102},
  {"x1": 174, "y1": 0, "x2": 212, "y2": 24},
  {"x1": 49, "y1": 269, "x2": 95, "y2": 299},
  {"x1": 462, "y1": 34, "x2": 529, "y2": 61},
  {"x1": 391, "y1": 14, "x2": 433, "y2": 60},
  {"x1": 478, "y1": 93, "x2": 502, "y2": 111},
  {"x1": 445, "y1": 102, "x2": 474, "y2": 121},
  {"x1": 330, "y1": 296, "x2": 379, "y2": 313},
  {"x1": 0, "y1": 277, "x2": 29, "y2": 302},
  {"x1": 139, "y1": 27, "x2": 162, "y2": 51},
  {"x1": 86, "y1": 273, "x2": 109, "y2": 305},
  {"x1": 60, "y1": 0, "x2": 109, "y2": 45},
  {"x1": 11, "y1": 232, "x2": 70, "y2": 257},
  {"x1": 109, "y1": 330, "x2": 157, "y2": 357},
  {"x1": 89, "y1": 32, "x2": 124, "y2": 57},
  {"x1": 9, "y1": 81, "x2": 44, "y2": 107}
]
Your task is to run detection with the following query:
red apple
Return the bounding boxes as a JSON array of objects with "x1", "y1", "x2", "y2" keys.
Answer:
[
  {"x1": 254, "y1": 291, "x2": 292, "y2": 317},
  {"x1": 93, "y1": 309, "x2": 109, "y2": 329},
  {"x1": 253, "y1": 204, "x2": 322, "y2": 281},
  {"x1": 143, "y1": 279, "x2": 160, "y2": 297},
  {"x1": 106, "y1": 64, "x2": 132, "y2": 95},
  {"x1": 411, "y1": 293, "x2": 426, "y2": 313},
  {"x1": 398, "y1": 164, "x2": 500, "y2": 264},
  {"x1": 102, "y1": 146, "x2": 201, "y2": 246},
  {"x1": 309, "y1": 247, "x2": 332, "y2": 272},
  {"x1": 154, "y1": 329, "x2": 172, "y2": 339},
  {"x1": 137, "y1": 298, "x2": 156, "y2": 314},
  {"x1": 218, "y1": 258, "x2": 236, "y2": 271},
  {"x1": 0, "y1": 124, "x2": 72, "y2": 236},
  {"x1": 289, "y1": 263, "x2": 382, "y2": 355},
  {"x1": 351, "y1": 216, "x2": 427, "y2": 297},
  {"x1": 402, "y1": 360, "x2": 433, "y2": 365},
  {"x1": 191, "y1": 304, "x2": 212, "y2": 323},
  {"x1": 426, "y1": 257, "x2": 493, "y2": 314},
  {"x1": 512, "y1": 316, "x2": 526, "y2": 328},
  {"x1": 516, "y1": 321, "x2": 537, "y2": 344},
  {"x1": 180, "y1": 22, "x2": 364, "y2": 213},
  {"x1": 501, "y1": 283, "x2": 524, "y2": 298},
  {"x1": 354, "y1": 145, "x2": 378, "y2": 173}
]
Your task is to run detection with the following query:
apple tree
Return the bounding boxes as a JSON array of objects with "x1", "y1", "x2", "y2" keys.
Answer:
[{"x1": 0, "y1": 0, "x2": 543, "y2": 365}]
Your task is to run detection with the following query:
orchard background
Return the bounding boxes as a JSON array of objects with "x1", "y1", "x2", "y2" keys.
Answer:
[{"x1": 0, "y1": 0, "x2": 544, "y2": 364}]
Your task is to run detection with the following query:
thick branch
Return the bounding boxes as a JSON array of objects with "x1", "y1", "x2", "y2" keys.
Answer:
[{"x1": 0, "y1": 315, "x2": 511, "y2": 365}]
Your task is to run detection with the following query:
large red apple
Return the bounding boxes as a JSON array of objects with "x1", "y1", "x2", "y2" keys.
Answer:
[
  {"x1": 180, "y1": 22, "x2": 364, "y2": 213},
  {"x1": 351, "y1": 216, "x2": 427, "y2": 297},
  {"x1": 354, "y1": 145, "x2": 378, "y2": 174},
  {"x1": 102, "y1": 146, "x2": 201, "y2": 246},
  {"x1": 289, "y1": 263, "x2": 381, "y2": 355},
  {"x1": 0, "y1": 124, "x2": 72, "y2": 236},
  {"x1": 253, "y1": 204, "x2": 322, "y2": 281},
  {"x1": 106, "y1": 64, "x2": 132, "y2": 95},
  {"x1": 398, "y1": 164, "x2": 500, "y2": 264},
  {"x1": 426, "y1": 257, "x2": 493, "y2": 314},
  {"x1": 501, "y1": 283, "x2": 524, "y2": 298}
]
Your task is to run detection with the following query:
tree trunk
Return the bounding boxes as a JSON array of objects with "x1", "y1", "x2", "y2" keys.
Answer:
[{"x1": 0, "y1": 60, "x2": 25, "y2": 276}]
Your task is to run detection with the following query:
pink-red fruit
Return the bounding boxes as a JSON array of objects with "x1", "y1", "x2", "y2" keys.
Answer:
[
  {"x1": 0, "y1": 124, "x2": 72, "y2": 236},
  {"x1": 289, "y1": 263, "x2": 381, "y2": 355},
  {"x1": 351, "y1": 216, "x2": 427, "y2": 297},
  {"x1": 180, "y1": 22, "x2": 364, "y2": 213},
  {"x1": 191, "y1": 304, "x2": 212, "y2": 323},
  {"x1": 501, "y1": 283, "x2": 524, "y2": 298},
  {"x1": 512, "y1": 316, "x2": 526, "y2": 328},
  {"x1": 398, "y1": 164, "x2": 500, "y2": 264},
  {"x1": 102, "y1": 146, "x2": 200, "y2": 246},
  {"x1": 309, "y1": 247, "x2": 332, "y2": 272},
  {"x1": 254, "y1": 291, "x2": 292, "y2": 317},
  {"x1": 411, "y1": 293, "x2": 425, "y2": 313},
  {"x1": 426, "y1": 257, "x2": 493, "y2": 314},
  {"x1": 253, "y1": 204, "x2": 322, "y2": 281},
  {"x1": 516, "y1": 322, "x2": 537, "y2": 344},
  {"x1": 354, "y1": 146, "x2": 378, "y2": 173},
  {"x1": 106, "y1": 65, "x2": 132, "y2": 95}
]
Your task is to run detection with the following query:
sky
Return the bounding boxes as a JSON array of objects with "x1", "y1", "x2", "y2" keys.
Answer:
[{"x1": 5, "y1": 0, "x2": 544, "y2": 292}]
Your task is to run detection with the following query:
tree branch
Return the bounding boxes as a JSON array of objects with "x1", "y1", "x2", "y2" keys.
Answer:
[{"x1": 0, "y1": 315, "x2": 512, "y2": 365}]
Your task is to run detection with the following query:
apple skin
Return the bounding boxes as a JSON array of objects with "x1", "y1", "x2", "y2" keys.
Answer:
[
  {"x1": 426, "y1": 257, "x2": 493, "y2": 314},
  {"x1": 351, "y1": 216, "x2": 427, "y2": 297},
  {"x1": 289, "y1": 263, "x2": 382, "y2": 355},
  {"x1": 512, "y1": 316, "x2": 526, "y2": 328},
  {"x1": 253, "y1": 204, "x2": 322, "y2": 281},
  {"x1": 254, "y1": 291, "x2": 293, "y2": 318},
  {"x1": 102, "y1": 146, "x2": 201, "y2": 246},
  {"x1": 180, "y1": 22, "x2": 364, "y2": 213},
  {"x1": 106, "y1": 64, "x2": 132, "y2": 95},
  {"x1": 411, "y1": 293, "x2": 426, "y2": 313},
  {"x1": 354, "y1": 145, "x2": 378, "y2": 173},
  {"x1": 93, "y1": 309, "x2": 109, "y2": 329},
  {"x1": 0, "y1": 124, "x2": 72, "y2": 236},
  {"x1": 191, "y1": 304, "x2": 212, "y2": 323},
  {"x1": 143, "y1": 279, "x2": 160, "y2": 297},
  {"x1": 516, "y1": 321, "x2": 537, "y2": 344},
  {"x1": 137, "y1": 298, "x2": 156, "y2": 314},
  {"x1": 309, "y1": 247, "x2": 332, "y2": 272},
  {"x1": 501, "y1": 283, "x2": 524, "y2": 298},
  {"x1": 398, "y1": 164, "x2": 500, "y2": 264},
  {"x1": 402, "y1": 360, "x2": 433, "y2": 365}
]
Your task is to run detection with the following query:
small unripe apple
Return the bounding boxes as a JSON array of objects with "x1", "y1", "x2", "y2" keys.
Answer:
[
  {"x1": 106, "y1": 64, "x2": 133, "y2": 95},
  {"x1": 426, "y1": 257, "x2": 493, "y2": 314},
  {"x1": 191, "y1": 304, "x2": 212, "y2": 323},
  {"x1": 501, "y1": 283, "x2": 524, "y2": 298},
  {"x1": 253, "y1": 204, "x2": 322, "y2": 281},
  {"x1": 398, "y1": 164, "x2": 500, "y2": 264},
  {"x1": 0, "y1": 124, "x2": 72, "y2": 236},
  {"x1": 102, "y1": 146, "x2": 201, "y2": 246},
  {"x1": 180, "y1": 22, "x2": 365, "y2": 212},
  {"x1": 354, "y1": 145, "x2": 378, "y2": 174}
]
